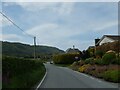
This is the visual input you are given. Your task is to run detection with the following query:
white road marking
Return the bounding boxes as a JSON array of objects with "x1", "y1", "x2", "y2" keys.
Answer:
[{"x1": 35, "y1": 68, "x2": 47, "y2": 90}]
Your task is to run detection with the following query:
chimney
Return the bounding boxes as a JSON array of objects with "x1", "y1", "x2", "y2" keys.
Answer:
[
  {"x1": 73, "y1": 45, "x2": 75, "y2": 50},
  {"x1": 95, "y1": 38, "x2": 100, "y2": 46}
]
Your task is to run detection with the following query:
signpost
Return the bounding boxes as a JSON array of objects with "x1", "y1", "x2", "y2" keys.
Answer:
[{"x1": 75, "y1": 56, "x2": 79, "y2": 61}]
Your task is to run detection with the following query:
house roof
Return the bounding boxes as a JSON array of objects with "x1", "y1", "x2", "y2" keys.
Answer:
[
  {"x1": 88, "y1": 46, "x2": 95, "y2": 49},
  {"x1": 66, "y1": 48, "x2": 80, "y2": 53},
  {"x1": 105, "y1": 35, "x2": 120, "y2": 41},
  {"x1": 96, "y1": 35, "x2": 120, "y2": 46}
]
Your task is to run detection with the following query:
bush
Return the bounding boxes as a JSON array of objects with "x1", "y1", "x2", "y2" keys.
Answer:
[
  {"x1": 102, "y1": 70, "x2": 120, "y2": 83},
  {"x1": 78, "y1": 64, "x2": 91, "y2": 73},
  {"x1": 81, "y1": 50, "x2": 90, "y2": 60},
  {"x1": 111, "y1": 57, "x2": 120, "y2": 65},
  {"x1": 95, "y1": 50, "x2": 104, "y2": 58},
  {"x1": 102, "y1": 52, "x2": 116, "y2": 65},
  {"x1": 53, "y1": 53, "x2": 80, "y2": 64},
  {"x1": 78, "y1": 60, "x2": 85, "y2": 66},
  {"x1": 94, "y1": 58, "x2": 103, "y2": 65},
  {"x1": 84, "y1": 58, "x2": 94, "y2": 65}
]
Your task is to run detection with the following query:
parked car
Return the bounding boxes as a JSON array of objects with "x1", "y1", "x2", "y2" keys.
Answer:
[{"x1": 50, "y1": 61, "x2": 53, "y2": 64}]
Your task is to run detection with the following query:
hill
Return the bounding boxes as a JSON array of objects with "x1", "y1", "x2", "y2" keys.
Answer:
[{"x1": 2, "y1": 41, "x2": 65, "y2": 58}]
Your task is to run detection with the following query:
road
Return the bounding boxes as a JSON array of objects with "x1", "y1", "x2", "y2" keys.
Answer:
[{"x1": 39, "y1": 63, "x2": 118, "y2": 88}]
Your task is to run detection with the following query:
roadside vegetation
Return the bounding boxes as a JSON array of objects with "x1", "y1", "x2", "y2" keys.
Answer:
[
  {"x1": 2, "y1": 56, "x2": 46, "y2": 89},
  {"x1": 53, "y1": 49, "x2": 120, "y2": 83},
  {"x1": 53, "y1": 53, "x2": 80, "y2": 64},
  {"x1": 53, "y1": 53, "x2": 80, "y2": 67},
  {"x1": 70, "y1": 50, "x2": 120, "y2": 83}
]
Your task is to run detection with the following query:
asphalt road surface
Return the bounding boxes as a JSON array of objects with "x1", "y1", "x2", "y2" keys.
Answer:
[{"x1": 40, "y1": 63, "x2": 118, "y2": 88}]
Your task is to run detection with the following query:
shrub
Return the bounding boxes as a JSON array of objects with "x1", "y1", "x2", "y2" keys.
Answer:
[
  {"x1": 70, "y1": 61, "x2": 79, "y2": 71},
  {"x1": 94, "y1": 65, "x2": 107, "y2": 74},
  {"x1": 88, "y1": 70, "x2": 102, "y2": 78},
  {"x1": 84, "y1": 58, "x2": 94, "y2": 65},
  {"x1": 81, "y1": 50, "x2": 90, "y2": 60},
  {"x1": 78, "y1": 60, "x2": 85, "y2": 66},
  {"x1": 111, "y1": 57, "x2": 120, "y2": 65},
  {"x1": 78, "y1": 64, "x2": 91, "y2": 73},
  {"x1": 94, "y1": 58, "x2": 103, "y2": 65},
  {"x1": 102, "y1": 52, "x2": 116, "y2": 65},
  {"x1": 71, "y1": 61, "x2": 78, "y2": 66},
  {"x1": 53, "y1": 53, "x2": 80, "y2": 64},
  {"x1": 102, "y1": 70, "x2": 120, "y2": 83},
  {"x1": 95, "y1": 50, "x2": 104, "y2": 58}
]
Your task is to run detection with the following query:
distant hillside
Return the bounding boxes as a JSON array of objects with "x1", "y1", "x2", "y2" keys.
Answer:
[{"x1": 2, "y1": 41, "x2": 65, "y2": 57}]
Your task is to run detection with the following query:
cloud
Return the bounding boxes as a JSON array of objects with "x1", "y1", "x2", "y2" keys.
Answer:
[
  {"x1": 3, "y1": 2, "x2": 75, "y2": 15},
  {"x1": 26, "y1": 23, "x2": 83, "y2": 39},
  {"x1": 16, "y1": 2, "x2": 58, "y2": 11},
  {"x1": 2, "y1": 0, "x2": 120, "y2": 2},
  {"x1": 0, "y1": 14, "x2": 13, "y2": 27},
  {"x1": 25, "y1": 23, "x2": 83, "y2": 49},
  {"x1": 0, "y1": 34, "x2": 22, "y2": 41},
  {"x1": 25, "y1": 18, "x2": 118, "y2": 50},
  {"x1": 57, "y1": 2, "x2": 75, "y2": 15},
  {"x1": 2, "y1": 2, "x2": 118, "y2": 50}
]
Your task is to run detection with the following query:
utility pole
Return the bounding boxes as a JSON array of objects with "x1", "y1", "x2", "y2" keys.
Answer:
[{"x1": 34, "y1": 37, "x2": 36, "y2": 60}]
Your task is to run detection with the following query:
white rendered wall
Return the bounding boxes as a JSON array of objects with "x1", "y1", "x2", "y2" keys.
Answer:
[{"x1": 100, "y1": 37, "x2": 114, "y2": 45}]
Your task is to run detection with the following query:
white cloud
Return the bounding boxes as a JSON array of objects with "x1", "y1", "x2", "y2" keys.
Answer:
[
  {"x1": 25, "y1": 19, "x2": 118, "y2": 50},
  {"x1": 15, "y1": 2, "x2": 58, "y2": 12},
  {"x1": 26, "y1": 23, "x2": 82, "y2": 39},
  {"x1": 3, "y1": 2, "x2": 75, "y2": 15},
  {"x1": 58, "y1": 2, "x2": 75, "y2": 15},
  {"x1": 0, "y1": 34, "x2": 21, "y2": 40},
  {"x1": 26, "y1": 23, "x2": 83, "y2": 49}
]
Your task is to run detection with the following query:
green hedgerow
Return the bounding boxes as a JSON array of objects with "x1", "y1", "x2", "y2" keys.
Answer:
[{"x1": 53, "y1": 53, "x2": 80, "y2": 64}]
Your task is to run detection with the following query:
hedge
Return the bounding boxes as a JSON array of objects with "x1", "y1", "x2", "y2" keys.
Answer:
[
  {"x1": 53, "y1": 53, "x2": 80, "y2": 64},
  {"x1": 2, "y1": 56, "x2": 46, "y2": 88},
  {"x1": 102, "y1": 52, "x2": 116, "y2": 65}
]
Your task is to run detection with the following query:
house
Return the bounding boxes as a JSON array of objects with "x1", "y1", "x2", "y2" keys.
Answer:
[
  {"x1": 95, "y1": 35, "x2": 120, "y2": 46},
  {"x1": 66, "y1": 45, "x2": 81, "y2": 54},
  {"x1": 87, "y1": 46, "x2": 95, "y2": 50}
]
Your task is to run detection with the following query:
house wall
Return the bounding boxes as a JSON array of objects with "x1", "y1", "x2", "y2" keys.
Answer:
[{"x1": 100, "y1": 37, "x2": 115, "y2": 45}]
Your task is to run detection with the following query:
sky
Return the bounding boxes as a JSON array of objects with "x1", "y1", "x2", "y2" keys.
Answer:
[{"x1": 1, "y1": 1, "x2": 118, "y2": 51}]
